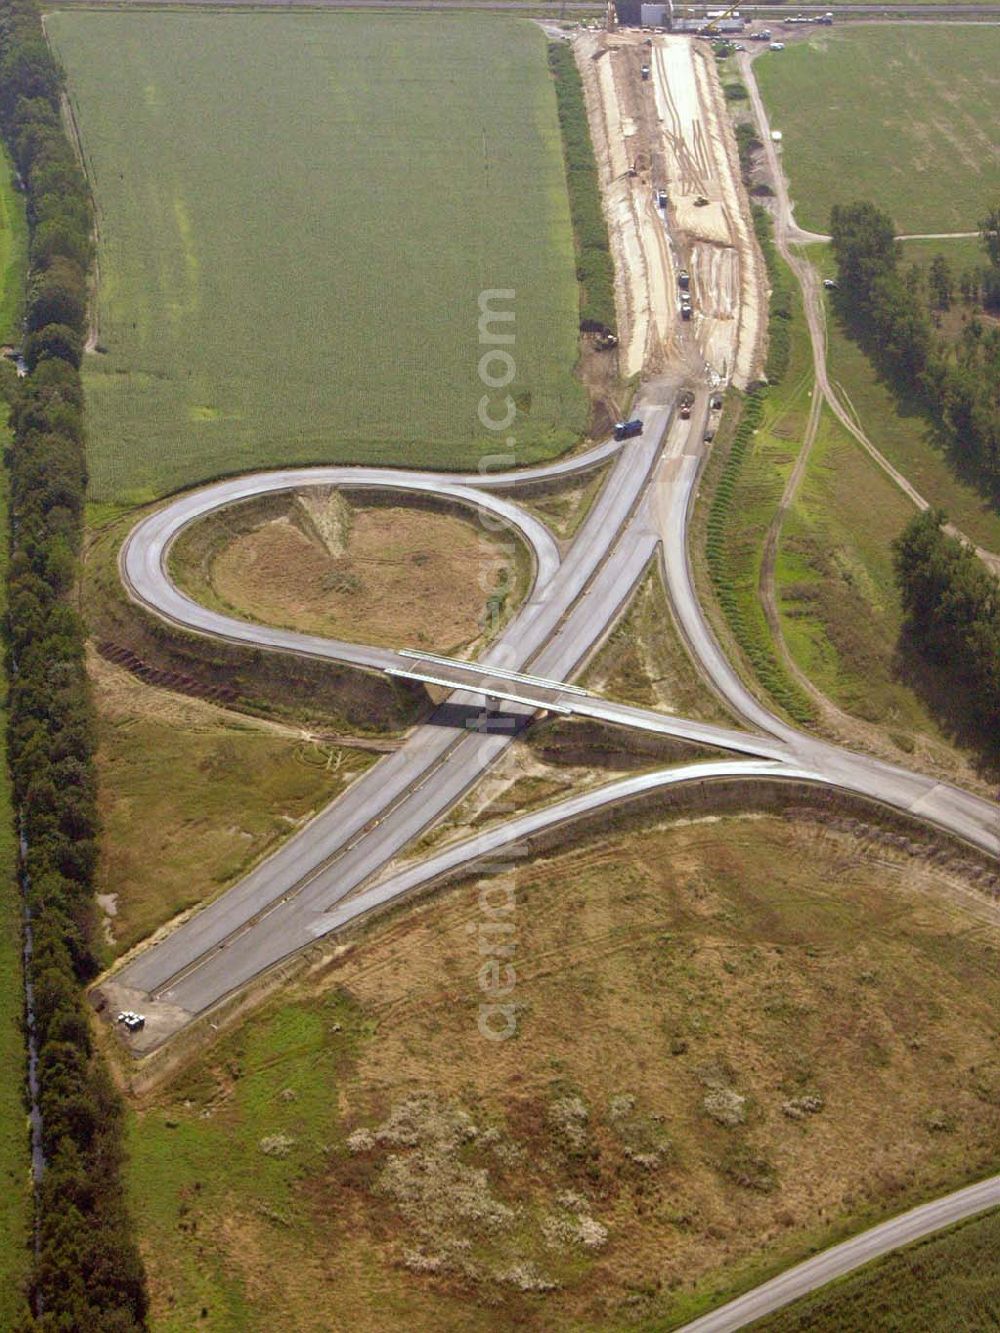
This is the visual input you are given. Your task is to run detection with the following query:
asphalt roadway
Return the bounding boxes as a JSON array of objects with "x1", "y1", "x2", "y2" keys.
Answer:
[
  {"x1": 104, "y1": 396, "x2": 1000, "y2": 1325},
  {"x1": 108, "y1": 401, "x2": 676, "y2": 1036},
  {"x1": 99, "y1": 34, "x2": 1000, "y2": 1316},
  {"x1": 108, "y1": 393, "x2": 1000, "y2": 1040}
]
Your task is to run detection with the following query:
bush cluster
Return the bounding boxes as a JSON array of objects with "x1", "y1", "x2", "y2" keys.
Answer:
[
  {"x1": 0, "y1": 0, "x2": 149, "y2": 1326},
  {"x1": 830, "y1": 199, "x2": 1000, "y2": 499},
  {"x1": 893, "y1": 509, "x2": 1000, "y2": 739},
  {"x1": 704, "y1": 390, "x2": 815, "y2": 725},
  {"x1": 752, "y1": 206, "x2": 792, "y2": 384},
  {"x1": 734, "y1": 121, "x2": 760, "y2": 180},
  {"x1": 547, "y1": 42, "x2": 617, "y2": 334}
]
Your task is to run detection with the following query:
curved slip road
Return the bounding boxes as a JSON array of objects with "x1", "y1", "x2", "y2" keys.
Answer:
[
  {"x1": 121, "y1": 467, "x2": 565, "y2": 675},
  {"x1": 106, "y1": 401, "x2": 685, "y2": 1033},
  {"x1": 107, "y1": 394, "x2": 1000, "y2": 1039},
  {"x1": 104, "y1": 414, "x2": 1000, "y2": 1325}
]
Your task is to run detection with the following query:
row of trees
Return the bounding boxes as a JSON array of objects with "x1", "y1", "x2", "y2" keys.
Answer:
[
  {"x1": 752, "y1": 205, "x2": 792, "y2": 383},
  {"x1": 829, "y1": 200, "x2": 1000, "y2": 497},
  {"x1": 0, "y1": 0, "x2": 149, "y2": 1326},
  {"x1": 548, "y1": 42, "x2": 617, "y2": 335},
  {"x1": 893, "y1": 510, "x2": 1000, "y2": 737}
]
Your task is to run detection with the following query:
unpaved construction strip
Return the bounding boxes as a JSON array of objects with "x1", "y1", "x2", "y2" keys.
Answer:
[
  {"x1": 652, "y1": 35, "x2": 763, "y2": 387},
  {"x1": 576, "y1": 34, "x2": 676, "y2": 379}
]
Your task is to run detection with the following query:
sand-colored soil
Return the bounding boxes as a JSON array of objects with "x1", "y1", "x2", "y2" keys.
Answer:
[
  {"x1": 578, "y1": 30, "x2": 764, "y2": 389},
  {"x1": 208, "y1": 495, "x2": 522, "y2": 655},
  {"x1": 577, "y1": 35, "x2": 677, "y2": 378}
]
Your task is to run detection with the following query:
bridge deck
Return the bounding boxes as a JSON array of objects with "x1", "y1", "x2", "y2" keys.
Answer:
[{"x1": 387, "y1": 654, "x2": 580, "y2": 715}]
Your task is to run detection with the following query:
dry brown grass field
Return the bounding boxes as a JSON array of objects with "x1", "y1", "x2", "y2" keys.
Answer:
[{"x1": 123, "y1": 809, "x2": 1000, "y2": 1331}]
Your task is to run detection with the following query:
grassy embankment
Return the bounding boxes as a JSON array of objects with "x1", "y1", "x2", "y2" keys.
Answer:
[
  {"x1": 547, "y1": 40, "x2": 616, "y2": 334},
  {"x1": 692, "y1": 214, "x2": 816, "y2": 727},
  {"x1": 123, "y1": 808, "x2": 1000, "y2": 1331},
  {"x1": 0, "y1": 146, "x2": 30, "y2": 1326},
  {"x1": 754, "y1": 1208, "x2": 1000, "y2": 1331},
  {"x1": 754, "y1": 26, "x2": 1000, "y2": 234},
  {"x1": 582, "y1": 562, "x2": 733, "y2": 724},
  {"x1": 695, "y1": 233, "x2": 996, "y2": 771},
  {"x1": 92, "y1": 655, "x2": 375, "y2": 960},
  {"x1": 48, "y1": 11, "x2": 588, "y2": 503}
]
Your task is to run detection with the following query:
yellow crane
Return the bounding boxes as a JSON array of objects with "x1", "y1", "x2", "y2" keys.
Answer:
[{"x1": 700, "y1": 0, "x2": 742, "y2": 35}]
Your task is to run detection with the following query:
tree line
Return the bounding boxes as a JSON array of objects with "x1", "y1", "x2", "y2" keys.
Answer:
[
  {"x1": 893, "y1": 509, "x2": 1000, "y2": 740},
  {"x1": 751, "y1": 205, "x2": 792, "y2": 383},
  {"x1": 0, "y1": 0, "x2": 149, "y2": 1326},
  {"x1": 829, "y1": 200, "x2": 1000, "y2": 499},
  {"x1": 547, "y1": 42, "x2": 617, "y2": 335}
]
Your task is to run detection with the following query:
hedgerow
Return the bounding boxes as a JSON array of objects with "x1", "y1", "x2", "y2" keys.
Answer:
[
  {"x1": 0, "y1": 0, "x2": 149, "y2": 1325},
  {"x1": 752, "y1": 205, "x2": 792, "y2": 385},
  {"x1": 548, "y1": 42, "x2": 617, "y2": 334}
]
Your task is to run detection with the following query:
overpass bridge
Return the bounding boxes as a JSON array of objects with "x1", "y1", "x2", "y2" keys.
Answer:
[
  {"x1": 386, "y1": 649, "x2": 588, "y2": 716},
  {"x1": 385, "y1": 649, "x2": 789, "y2": 760}
]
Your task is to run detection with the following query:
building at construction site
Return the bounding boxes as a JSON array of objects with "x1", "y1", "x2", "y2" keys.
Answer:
[
  {"x1": 615, "y1": 0, "x2": 673, "y2": 26},
  {"x1": 625, "y1": 2, "x2": 744, "y2": 31},
  {"x1": 637, "y1": 1, "x2": 674, "y2": 26}
]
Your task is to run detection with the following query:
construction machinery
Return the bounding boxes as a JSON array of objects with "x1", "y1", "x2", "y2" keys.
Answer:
[{"x1": 700, "y1": 1, "x2": 743, "y2": 35}]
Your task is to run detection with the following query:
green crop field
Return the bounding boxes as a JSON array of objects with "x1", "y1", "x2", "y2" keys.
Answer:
[
  {"x1": 755, "y1": 27, "x2": 1000, "y2": 234},
  {"x1": 46, "y1": 12, "x2": 588, "y2": 504},
  {"x1": 755, "y1": 1208, "x2": 1000, "y2": 1331}
]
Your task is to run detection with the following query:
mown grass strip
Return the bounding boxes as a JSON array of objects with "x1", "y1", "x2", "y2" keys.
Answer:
[
  {"x1": 700, "y1": 207, "x2": 815, "y2": 726},
  {"x1": 548, "y1": 41, "x2": 617, "y2": 334},
  {"x1": 0, "y1": 149, "x2": 26, "y2": 343}
]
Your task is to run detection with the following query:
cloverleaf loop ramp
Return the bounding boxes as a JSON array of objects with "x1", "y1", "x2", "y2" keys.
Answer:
[{"x1": 104, "y1": 398, "x2": 1000, "y2": 1047}]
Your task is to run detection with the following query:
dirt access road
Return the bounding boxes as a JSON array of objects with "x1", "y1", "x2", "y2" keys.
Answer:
[
  {"x1": 576, "y1": 31, "x2": 764, "y2": 387},
  {"x1": 739, "y1": 47, "x2": 1000, "y2": 578}
]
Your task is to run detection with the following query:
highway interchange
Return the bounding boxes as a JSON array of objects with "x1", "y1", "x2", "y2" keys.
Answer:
[
  {"x1": 108, "y1": 394, "x2": 1000, "y2": 1036},
  {"x1": 100, "y1": 29, "x2": 1000, "y2": 1330}
]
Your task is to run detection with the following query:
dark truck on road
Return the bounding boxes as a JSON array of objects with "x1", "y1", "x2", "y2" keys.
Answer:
[{"x1": 613, "y1": 418, "x2": 643, "y2": 441}]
